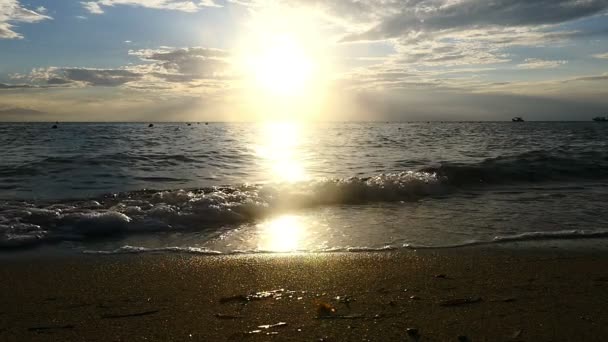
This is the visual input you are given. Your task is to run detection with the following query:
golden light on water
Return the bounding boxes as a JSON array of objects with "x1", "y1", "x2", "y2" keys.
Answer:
[
  {"x1": 255, "y1": 122, "x2": 308, "y2": 183},
  {"x1": 257, "y1": 215, "x2": 305, "y2": 252}
]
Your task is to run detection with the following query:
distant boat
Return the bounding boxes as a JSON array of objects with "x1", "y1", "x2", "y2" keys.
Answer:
[
  {"x1": 512, "y1": 117, "x2": 524, "y2": 122},
  {"x1": 592, "y1": 116, "x2": 607, "y2": 122}
]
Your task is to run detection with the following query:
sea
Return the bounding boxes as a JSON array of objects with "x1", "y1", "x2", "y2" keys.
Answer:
[{"x1": 1, "y1": 121, "x2": 608, "y2": 255}]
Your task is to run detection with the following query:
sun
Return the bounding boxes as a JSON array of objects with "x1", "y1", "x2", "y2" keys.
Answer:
[
  {"x1": 250, "y1": 35, "x2": 314, "y2": 97},
  {"x1": 234, "y1": 5, "x2": 332, "y2": 120}
]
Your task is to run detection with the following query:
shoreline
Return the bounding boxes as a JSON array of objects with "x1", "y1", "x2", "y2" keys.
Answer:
[
  {"x1": 2, "y1": 248, "x2": 608, "y2": 341},
  {"x1": 3, "y1": 235, "x2": 608, "y2": 259}
]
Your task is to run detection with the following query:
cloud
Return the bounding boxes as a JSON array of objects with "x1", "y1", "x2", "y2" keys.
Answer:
[
  {"x1": 347, "y1": 88, "x2": 608, "y2": 121},
  {"x1": 517, "y1": 58, "x2": 568, "y2": 69},
  {"x1": 27, "y1": 68, "x2": 143, "y2": 87},
  {"x1": 2, "y1": 69, "x2": 608, "y2": 122},
  {"x1": 468, "y1": 72, "x2": 608, "y2": 99},
  {"x1": 0, "y1": 0, "x2": 52, "y2": 39},
  {"x1": 391, "y1": 34, "x2": 511, "y2": 67},
  {"x1": 46, "y1": 77, "x2": 73, "y2": 85},
  {"x1": 593, "y1": 52, "x2": 608, "y2": 59},
  {"x1": 129, "y1": 47, "x2": 232, "y2": 81},
  {"x1": 81, "y1": 2, "x2": 104, "y2": 14},
  {"x1": 0, "y1": 83, "x2": 33, "y2": 89},
  {"x1": 63, "y1": 68, "x2": 143, "y2": 86},
  {"x1": 215, "y1": 0, "x2": 608, "y2": 86},
  {"x1": 339, "y1": 0, "x2": 608, "y2": 42},
  {"x1": 0, "y1": 107, "x2": 46, "y2": 116},
  {"x1": 284, "y1": 1, "x2": 608, "y2": 96},
  {"x1": 12, "y1": 47, "x2": 235, "y2": 93},
  {"x1": 563, "y1": 73, "x2": 608, "y2": 83},
  {"x1": 132, "y1": 47, "x2": 229, "y2": 61},
  {"x1": 81, "y1": 0, "x2": 221, "y2": 14}
]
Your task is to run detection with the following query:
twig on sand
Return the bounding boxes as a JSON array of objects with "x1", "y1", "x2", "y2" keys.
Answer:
[
  {"x1": 489, "y1": 297, "x2": 516, "y2": 303},
  {"x1": 100, "y1": 309, "x2": 160, "y2": 319},
  {"x1": 215, "y1": 313, "x2": 243, "y2": 320},
  {"x1": 439, "y1": 297, "x2": 482, "y2": 307},
  {"x1": 28, "y1": 325, "x2": 75, "y2": 332},
  {"x1": 317, "y1": 314, "x2": 365, "y2": 320}
]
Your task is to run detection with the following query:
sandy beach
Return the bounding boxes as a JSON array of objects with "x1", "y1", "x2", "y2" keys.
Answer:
[{"x1": 1, "y1": 248, "x2": 608, "y2": 341}]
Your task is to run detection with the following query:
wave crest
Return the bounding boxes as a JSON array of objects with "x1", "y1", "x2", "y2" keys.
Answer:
[
  {"x1": 424, "y1": 150, "x2": 608, "y2": 185},
  {"x1": 2, "y1": 149, "x2": 608, "y2": 250},
  {"x1": 0, "y1": 172, "x2": 441, "y2": 248}
]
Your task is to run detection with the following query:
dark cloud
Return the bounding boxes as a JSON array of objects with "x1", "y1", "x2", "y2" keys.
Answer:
[
  {"x1": 15, "y1": 67, "x2": 142, "y2": 87},
  {"x1": 46, "y1": 77, "x2": 73, "y2": 85},
  {"x1": 342, "y1": 0, "x2": 608, "y2": 41},
  {"x1": 352, "y1": 88, "x2": 608, "y2": 121},
  {"x1": 0, "y1": 107, "x2": 45, "y2": 116},
  {"x1": 60, "y1": 68, "x2": 142, "y2": 86},
  {"x1": 564, "y1": 74, "x2": 608, "y2": 82},
  {"x1": 11, "y1": 47, "x2": 233, "y2": 91},
  {"x1": 142, "y1": 47, "x2": 229, "y2": 61},
  {"x1": 161, "y1": 57, "x2": 229, "y2": 78},
  {"x1": 130, "y1": 47, "x2": 233, "y2": 81},
  {"x1": 0, "y1": 83, "x2": 32, "y2": 89}
]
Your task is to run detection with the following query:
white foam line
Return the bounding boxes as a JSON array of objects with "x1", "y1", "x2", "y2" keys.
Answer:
[{"x1": 402, "y1": 229, "x2": 608, "y2": 249}]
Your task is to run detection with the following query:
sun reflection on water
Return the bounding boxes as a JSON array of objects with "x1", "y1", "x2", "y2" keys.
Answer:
[
  {"x1": 255, "y1": 122, "x2": 308, "y2": 183},
  {"x1": 257, "y1": 215, "x2": 305, "y2": 252}
]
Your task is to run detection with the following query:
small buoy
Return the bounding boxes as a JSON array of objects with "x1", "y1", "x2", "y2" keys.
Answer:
[
  {"x1": 51, "y1": 124, "x2": 58, "y2": 129},
  {"x1": 205, "y1": 122, "x2": 209, "y2": 125},
  {"x1": 148, "y1": 123, "x2": 154, "y2": 127},
  {"x1": 187, "y1": 123, "x2": 191, "y2": 126}
]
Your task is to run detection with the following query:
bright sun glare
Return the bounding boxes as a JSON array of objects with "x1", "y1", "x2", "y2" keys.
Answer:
[
  {"x1": 236, "y1": 6, "x2": 330, "y2": 120},
  {"x1": 255, "y1": 122, "x2": 308, "y2": 182},
  {"x1": 258, "y1": 215, "x2": 305, "y2": 252},
  {"x1": 251, "y1": 35, "x2": 314, "y2": 97}
]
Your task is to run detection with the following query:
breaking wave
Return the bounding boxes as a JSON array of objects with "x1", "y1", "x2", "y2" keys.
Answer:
[
  {"x1": 2, "y1": 149, "x2": 608, "y2": 250},
  {"x1": 0, "y1": 172, "x2": 441, "y2": 249},
  {"x1": 424, "y1": 150, "x2": 608, "y2": 185}
]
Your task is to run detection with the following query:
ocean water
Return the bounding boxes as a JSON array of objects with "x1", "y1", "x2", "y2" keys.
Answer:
[{"x1": 1, "y1": 121, "x2": 608, "y2": 254}]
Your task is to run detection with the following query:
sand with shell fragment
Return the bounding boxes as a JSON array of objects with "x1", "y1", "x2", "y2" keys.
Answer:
[{"x1": 1, "y1": 249, "x2": 608, "y2": 341}]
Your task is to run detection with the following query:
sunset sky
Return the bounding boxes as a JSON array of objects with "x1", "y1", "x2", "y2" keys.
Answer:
[{"x1": 1, "y1": 0, "x2": 608, "y2": 121}]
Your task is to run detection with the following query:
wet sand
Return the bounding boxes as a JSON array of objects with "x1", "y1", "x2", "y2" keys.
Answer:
[{"x1": 1, "y1": 249, "x2": 608, "y2": 341}]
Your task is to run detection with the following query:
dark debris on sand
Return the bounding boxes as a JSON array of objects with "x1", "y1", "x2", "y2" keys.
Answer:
[
  {"x1": 100, "y1": 309, "x2": 160, "y2": 319},
  {"x1": 28, "y1": 325, "x2": 75, "y2": 332},
  {"x1": 439, "y1": 297, "x2": 483, "y2": 307}
]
